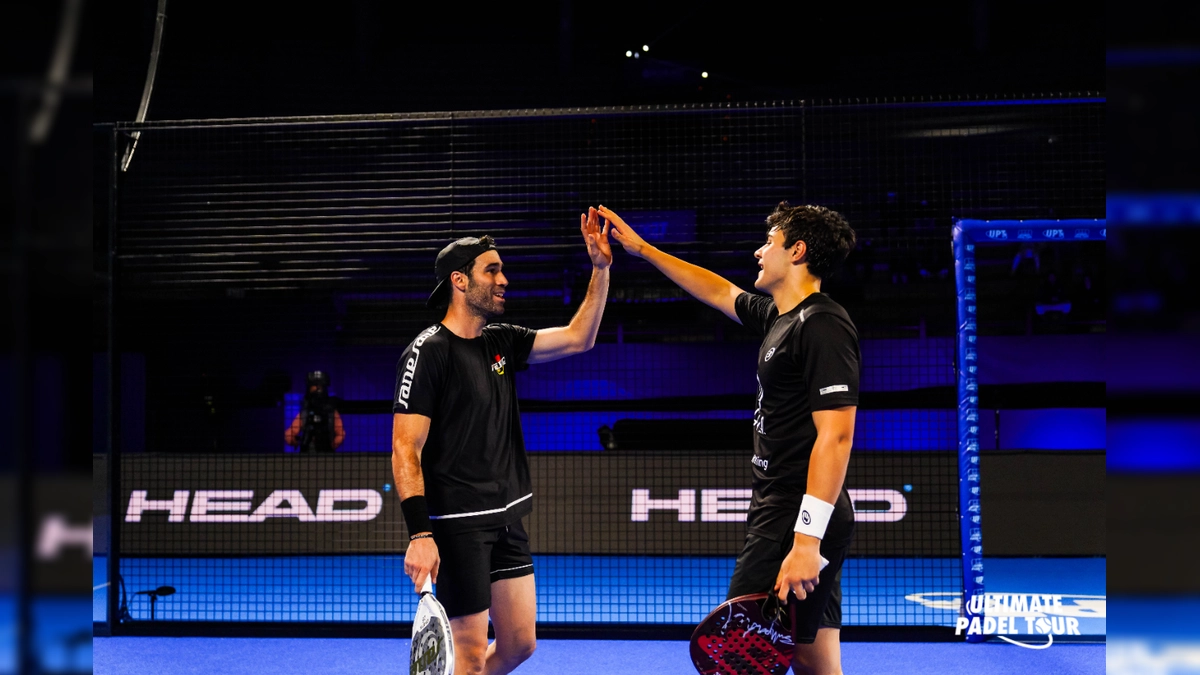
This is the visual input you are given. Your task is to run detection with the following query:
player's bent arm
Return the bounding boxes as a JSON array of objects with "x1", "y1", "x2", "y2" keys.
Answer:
[
  {"x1": 393, "y1": 413, "x2": 440, "y2": 587},
  {"x1": 392, "y1": 412, "x2": 432, "y2": 512},
  {"x1": 528, "y1": 266, "x2": 611, "y2": 364},
  {"x1": 777, "y1": 407, "x2": 856, "y2": 600},
  {"x1": 805, "y1": 406, "x2": 857, "y2": 508},
  {"x1": 780, "y1": 406, "x2": 856, "y2": 597}
]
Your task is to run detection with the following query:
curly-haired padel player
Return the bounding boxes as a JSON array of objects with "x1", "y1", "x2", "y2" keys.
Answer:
[
  {"x1": 393, "y1": 209, "x2": 612, "y2": 675},
  {"x1": 604, "y1": 202, "x2": 858, "y2": 675}
]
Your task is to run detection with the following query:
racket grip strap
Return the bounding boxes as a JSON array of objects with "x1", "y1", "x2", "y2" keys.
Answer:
[
  {"x1": 401, "y1": 496, "x2": 433, "y2": 536},
  {"x1": 794, "y1": 494, "x2": 835, "y2": 539}
]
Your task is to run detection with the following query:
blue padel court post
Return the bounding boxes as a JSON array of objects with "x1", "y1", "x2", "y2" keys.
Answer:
[{"x1": 952, "y1": 218, "x2": 1105, "y2": 642}]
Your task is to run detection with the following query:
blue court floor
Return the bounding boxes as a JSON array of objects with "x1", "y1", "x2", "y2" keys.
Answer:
[
  {"x1": 86, "y1": 556, "x2": 1108, "y2": 674},
  {"x1": 92, "y1": 637, "x2": 1106, "y2": 675}
]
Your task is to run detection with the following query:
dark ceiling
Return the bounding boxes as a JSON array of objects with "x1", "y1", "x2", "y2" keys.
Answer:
[{"x1": 95, "y1": 0, "x2": 1105, "y2": 122}]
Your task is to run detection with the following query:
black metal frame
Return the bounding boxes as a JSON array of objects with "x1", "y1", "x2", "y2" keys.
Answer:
[{"x1": 101, "y1": 123, "x2": 123, "y2": 637}]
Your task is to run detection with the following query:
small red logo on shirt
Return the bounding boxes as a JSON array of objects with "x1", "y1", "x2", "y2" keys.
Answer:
[{"x1": 491, "y1": 354, "x2": 506, "y2": 376}]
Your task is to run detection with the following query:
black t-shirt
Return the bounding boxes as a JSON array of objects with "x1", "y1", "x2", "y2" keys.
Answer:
[
  {"x1": 393, "y1": 322, "x2": 538, "y2": 533},
  {"x1": 734, "y1": 292, "x2": 861, "y2": 543}
]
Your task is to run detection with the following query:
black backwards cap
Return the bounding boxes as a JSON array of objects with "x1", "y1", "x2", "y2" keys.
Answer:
[{"x1": 426, "y1": 236, "x2": 497, "y2": 308}]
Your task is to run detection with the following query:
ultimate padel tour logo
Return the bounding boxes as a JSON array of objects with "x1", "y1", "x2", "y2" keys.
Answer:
[{"x1": 907, "y1": 591, "x2": 1106, "y2": 649}]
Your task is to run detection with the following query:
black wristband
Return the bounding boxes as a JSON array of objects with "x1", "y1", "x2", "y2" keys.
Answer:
[
  {"x1": 400, "y1": 496, "x2": 433, "y2": 535},
  {"x1": 409, "y1": 532, "x2": 434, "y2": 541}
]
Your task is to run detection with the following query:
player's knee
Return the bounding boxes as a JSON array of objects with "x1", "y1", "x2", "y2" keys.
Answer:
[
  {"x1": 453, "y1": 637, "x2": 489, "y2": 675},
  {"x1": 498, "y1": 634, "x2": 536, "y2": 665},
  {"x1": 517, "y1": 636, "x2": 536, "y2": 662},
  {"x1": 455, "y1": 649, "x2": 487, "y2": 675}
]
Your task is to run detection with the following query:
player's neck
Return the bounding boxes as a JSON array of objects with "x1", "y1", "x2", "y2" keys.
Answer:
[
  {"x1": 441, "y1": 303, "x2": 487, "y2": 339},
  {"x1": 771, "y1": 272, "x2": 821, "y2": 315}
]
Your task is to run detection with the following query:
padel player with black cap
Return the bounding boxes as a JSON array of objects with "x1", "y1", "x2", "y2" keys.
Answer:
[
  {"x1": 393, "y1": 208, "x2": 612, "y2": 675},
  {"x1": 602, "y1": 202, "x2": 858, "y2": 675}
]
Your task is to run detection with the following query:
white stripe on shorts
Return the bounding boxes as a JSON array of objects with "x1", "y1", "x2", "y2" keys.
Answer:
[{"x1": 491, "y1": 563, "x2": 533, "y2": 575}]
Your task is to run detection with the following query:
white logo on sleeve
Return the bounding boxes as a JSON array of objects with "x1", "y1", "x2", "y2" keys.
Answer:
[
  {"x1": 819, "y1": 384, "x2": 849, "y2": 395},
  {"x1": 397, "y1": 325, "x2": 441, "y2": 409},
  {"x1": 764, "y1": 347, "x2": 776, "y2": 362}
]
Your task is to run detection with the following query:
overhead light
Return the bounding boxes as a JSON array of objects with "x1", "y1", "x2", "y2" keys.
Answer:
[
  {"x1": 642, "y1": 45, "x2": 649, "y2": 52},
  {"x1": 701, "y1": 71, "x2": 709, "y2": 78},
  {"x1": 634, "y1": 52, "x2": 640, "y2": 59},
  {"x1": 626, "y1": 50, "x2": 632, "y2": 57}
]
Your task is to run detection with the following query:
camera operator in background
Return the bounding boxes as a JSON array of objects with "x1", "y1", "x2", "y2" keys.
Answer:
[{"x1": 284, "y1": 370, "x2": 345, "y2": 453}]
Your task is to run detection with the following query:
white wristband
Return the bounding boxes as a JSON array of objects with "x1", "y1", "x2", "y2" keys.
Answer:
[{"x1": 794, "y1": 494, "x2": 835, "y2": 539}]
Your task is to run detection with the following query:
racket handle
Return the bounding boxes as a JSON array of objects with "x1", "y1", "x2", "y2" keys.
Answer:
[
  {"x1": 421, "y1": 575, "x2": 433, "y2": 595},
  {"x1": 820, "y1": 555, "x2": 830, "y2": 571}
]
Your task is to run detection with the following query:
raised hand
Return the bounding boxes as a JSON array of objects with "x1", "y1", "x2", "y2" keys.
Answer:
[
  {"x1": 581, "y1": 206, "x2": 613, "y2": 269},
  {"x1": 597, "y1": 205, "x2": 650, "y2": 259}
]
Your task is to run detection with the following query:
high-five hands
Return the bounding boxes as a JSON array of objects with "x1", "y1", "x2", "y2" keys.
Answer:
[
  {"x1": 581, "y1": 206, "x2": 613, "y2": 269},
  {"x1": 597, "y1": 205, "x2": 651, "y2": 259}
]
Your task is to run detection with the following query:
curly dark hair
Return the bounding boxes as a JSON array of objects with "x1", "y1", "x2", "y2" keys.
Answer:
[{"x1": 765, "y1": 202, "x2": 856, "y2": 280}]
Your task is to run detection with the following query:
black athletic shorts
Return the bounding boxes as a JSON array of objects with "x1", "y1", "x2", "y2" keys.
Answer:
[
  {"x1": 726, "y1": 530, "x2": 853, "y2": 644},
  {"x1": 430, "y1": 518, "x2": 534, "y2": 618}
]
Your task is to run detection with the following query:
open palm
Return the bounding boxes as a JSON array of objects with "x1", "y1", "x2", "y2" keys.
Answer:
[{"x1": 581, "y1": 206, "x2": 613, "y2": 269}]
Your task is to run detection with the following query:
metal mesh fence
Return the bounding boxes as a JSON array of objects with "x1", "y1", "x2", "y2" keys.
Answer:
[{"x1": 95, "y1": 96, "x2": 1104, "y2": 631}]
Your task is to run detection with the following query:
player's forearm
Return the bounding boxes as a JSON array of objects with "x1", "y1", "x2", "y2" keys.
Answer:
[
  {"x1": 642, "y1": 246, "x2": 739, "y2": 313},
  {"x1": 804, "y1": 431, "x2": 853, "y2": 506},
  {"x1": 393, "y1": 444, "x2": 426, "y2": 500},
  {"x1": 565, "y1": 266, "x2": 610, "y2": 351},
  {"x1": 792, "y1": 432, "x2": 852, "y2": 548}
]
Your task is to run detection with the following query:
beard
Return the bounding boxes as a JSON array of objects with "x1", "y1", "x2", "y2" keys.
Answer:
[{"x1": 464, "y1": 278, "x2": 505, "y2": 319}]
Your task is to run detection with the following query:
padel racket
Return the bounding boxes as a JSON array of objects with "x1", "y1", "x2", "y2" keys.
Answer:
[
  {"x1": 691, "y1": 555, "x2": 828, "y2": 675},
  {"x1": 410, "y1": 576, "x2": 454, "y2": 675},
  {"x1": 690, "y1": 593, "x2": 795, "y2": 675}
]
